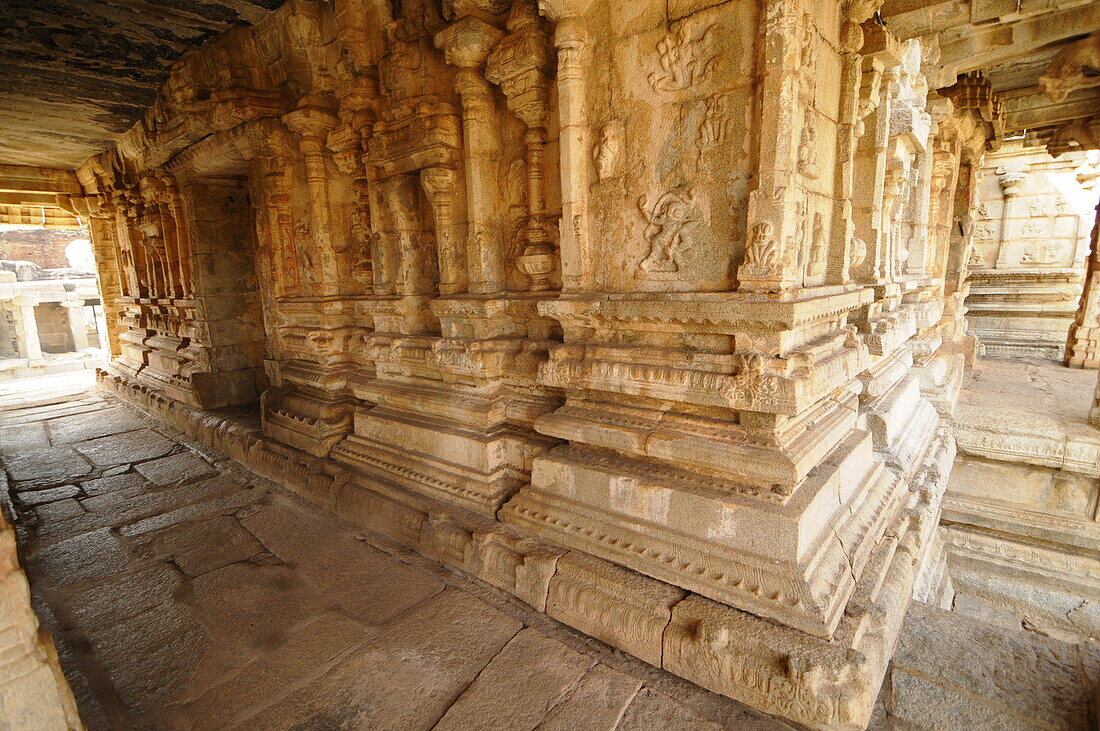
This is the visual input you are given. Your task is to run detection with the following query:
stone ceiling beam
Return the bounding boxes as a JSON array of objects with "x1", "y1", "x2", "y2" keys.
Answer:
[
  {"x1": 1003, "y1": 85, "x2": 1100, "y2": 131},
  {"x1": 0, "y1": 165, "x2": 82, "y2": 196},
  {"x1": 936, "y1": 3, "x2": 1100, "y2": 75}
]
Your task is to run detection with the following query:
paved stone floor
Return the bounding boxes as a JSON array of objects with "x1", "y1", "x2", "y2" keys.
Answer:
[
  {"x1": 961, "y1": 356, "x2": 1096, "y2": 424},
  {"x1": 1, "y1": 387, "x2": 792, "y2": 731}
]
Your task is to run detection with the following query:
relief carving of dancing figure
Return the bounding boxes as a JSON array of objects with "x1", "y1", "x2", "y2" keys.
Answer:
[{"x1": 637, "y1": 188, "x2": 700, "y2": 275}]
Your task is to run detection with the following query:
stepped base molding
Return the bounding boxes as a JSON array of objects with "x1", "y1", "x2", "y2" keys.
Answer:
[{"x1": 97, "y1": 366, "x2": 955, "y2": 730}]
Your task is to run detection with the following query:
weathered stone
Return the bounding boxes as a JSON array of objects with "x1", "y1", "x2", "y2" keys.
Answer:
[
  {"x1": 83, "y1": 601, "x2": 211, "y2": 715},
  {"x1": 187, "y1": 562, "x2": 329, "y2": 655},
  {"x1": 134, "y1": 451, "x2": 216, "y2": 486},
  {"x1": 31, "y1": 527, "x2": 130, "y2": 588},
  {"x1": 616, "y1": 688, "x2": 725, "y2": 731},
  {"x1": 81, "y1": 471, "x2": 145, "y2": 496},
  {"x1": 34, "y1": 497, "x2": 85, "y2": 523},
  {"x1": 545, "y1": 551, "x2": 684, "y2": 668},
  {"x1": 241, "y1": 499, "x2": 443, "y2": 623},
  {"x1": 434, "y1": 628, "x2": 594, "y2": 730},
  {"x1": 143, "y1": 515, "x2": 262, "y2": 576},
  {"x1": 4, "y1": 445, "x2": 90, "y2": 490},
  {"x1": 16, "y1": 484, "x2": 79, "y2": 506},
  {"x1": 176, "y1": 612, "x2": 372, "y2": 728},
  {"x1": 69, "y1": 563, "x2": 183, "y2": 629},
  {"x1": 74, "y1": 429, "x2": 175, "y2": 467},
  {"x1": 888, "y1": 601, "x2": 1098, "y2": 730},
  {"x1": 0, "y1": 421, "x2": 48, "y2": 454},
  {"x1": 240, "y1": 589, "x2": 522, "y2": 729},
  {"x1": 46, "y1": 406, "x2": 147, "y2": 444},
  {"x1": 538, "y1": 664, "x2": 642, "y2": 731}
]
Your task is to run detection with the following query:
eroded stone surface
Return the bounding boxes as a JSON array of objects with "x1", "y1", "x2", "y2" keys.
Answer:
[
  {"x1": 6, "y1": 395, "x2": 799, "y2": 730},
  {"x1": 74, "y1": 429, "x2": 175, "y2": 467}
]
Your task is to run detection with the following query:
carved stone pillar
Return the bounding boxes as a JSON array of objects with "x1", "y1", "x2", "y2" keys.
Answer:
[
  {"x1": 537, "y1": 0, "x2": 592, "y2": 293},
  {"x1": 421, "y1": 166, "x2": 467, "y2": 295},
  {"x1": 736, "y1": 0, "x2": 808, "y2": 293},
  {"x1": 1090, "y1": 368, "x2": 1100, "y2": 426},
  {"x1": 994, "y1": 166, "x2": 1027, "y2": 268},
  {"x1": 486, "y1": 0, "x2": 557, "y2": 291},
  {"x1": 436, "y1": 17, "x2": 506, "y2": 295},
  {"x1": 385, "y1": 172, "x2": 436, "y2": 332},
  {"x1": 61, "y1": 298, "x2": 90, "y2": 351},
  {"x1": 283, "y1": 102, "x2": 342, "y2": 297},
  {"x1": 1065, "y1": 199, "x2": 1100, "y2": 367},
  {"x1": 11, "y1": 296, "x2": 42, "y2": 361}
]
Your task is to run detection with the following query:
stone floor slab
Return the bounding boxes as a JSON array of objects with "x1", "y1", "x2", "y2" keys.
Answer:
[
  {"x1": 134, "y1": 451, "x2": 216, "y2": 487},
  {"x1": 241, "y1": 498, "x2": 444, "y2": 623},
  {"x1": 174, "y1": 612, "x2": 372, "y2": 728},
  {"x1": 81, "y1": 471, "x2": 145, "y2": 497},
  {"x1": 0, "y1": 421, "x2": 49, "y2": 454},
  {"x1": 46, "y1": 406, "x2": 147, "y2": 445},
  {"x1": 4, "y1": 445, "x2": 91, "y2": 490},
  {"x1": 31, "y1": 527, "x2": 131, "y2": 589},
  {"x1": 539, "y1": 663, "x2": 642, "y2": 731},
  {"x1": 434, "y1": 627, "x2": 595, "y2": 730},
  {"x1": 142, "y1": 515, "x2": 262, "y2": 576},
  {"x1": 239, "y1": 589, "x2": 523, "y2": 730},
  {"x1": 16, "y1": 484, "x2": 80, "y2": 506},
  {"x1": 74, "y1": 429, "x2": 176, "y2": 467}
]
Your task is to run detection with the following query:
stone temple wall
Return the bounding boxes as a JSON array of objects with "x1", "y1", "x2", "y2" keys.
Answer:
[
  {"x1": 61, "y1": 0, "x2": 1013, "y2": 727},
  {"x1": 965, "y1": 141, "x2": 1100, "y2": 360}
]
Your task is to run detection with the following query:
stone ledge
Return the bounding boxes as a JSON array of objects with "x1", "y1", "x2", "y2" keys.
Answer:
[{"x1": 96, "y1": 366, "x2": 953, "y2": 730}]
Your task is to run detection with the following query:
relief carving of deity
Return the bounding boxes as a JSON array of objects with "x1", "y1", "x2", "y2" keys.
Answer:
[
  {"x1": 649, "y1": 23, "x2": 718, "y2": 92},
  {"x1": 637, "y1": 188, "x2": 700, "y2": 276},
  {"x1": 798, "y1": 115, "x2": 819, "y2": 180},
  {"x1": 807, "y1": 213, "x2": 826, "y2": 276},
  {"x1": 698, "y1": 93, "x2": 732, "y2": 151},
  {"x1": 593, "y1": 121, "x2": 624, "y2": 181}
]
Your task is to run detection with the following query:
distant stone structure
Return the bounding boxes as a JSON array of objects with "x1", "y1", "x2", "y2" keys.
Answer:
[{"x1": 964, "y1": 142, "x2": 1100, "y2": 360}]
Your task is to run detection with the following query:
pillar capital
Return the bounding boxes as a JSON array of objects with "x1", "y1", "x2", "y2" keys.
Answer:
[{"x1": 434, "y1": 16, "x2": 504, "y2": 70}]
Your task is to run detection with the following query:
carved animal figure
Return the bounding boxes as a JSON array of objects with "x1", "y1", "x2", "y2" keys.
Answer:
[
  {"x1": 1046, "y1": 118, "x2": 1099, "y2": 158},
  {"x1": 1039, "y1": 32, "x2": 1100, "y2": 104}
]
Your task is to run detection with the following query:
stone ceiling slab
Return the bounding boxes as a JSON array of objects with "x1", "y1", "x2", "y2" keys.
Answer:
[{"x1": 0, "y1": 0, "x2": 281, "y2": 169}]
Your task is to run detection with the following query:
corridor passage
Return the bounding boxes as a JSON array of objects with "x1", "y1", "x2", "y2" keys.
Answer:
[{"x1": 0, "y1": 387, "x2": 783, "y2": 730}]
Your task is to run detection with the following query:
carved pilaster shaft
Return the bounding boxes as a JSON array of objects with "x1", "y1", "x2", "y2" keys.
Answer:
[
  {"x1": 551, "y1": 17, "x2": 589, "y2": 293},
  {"x1": 455, "y1": 67, "x2": 505, "y2": 293}
]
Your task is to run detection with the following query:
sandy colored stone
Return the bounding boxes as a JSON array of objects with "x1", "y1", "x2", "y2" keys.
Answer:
[
  {"x1": 187, "y1": 562, "x2": 329, "y2": 655},
  {"x1": 531, "y1": 663, "x2": 642, "y2": 731},
  {"x1": 241, "y1": 499, "x2": 444, "y2": 623},
  {"x1": 616, "y1": 688, "x2": 725, "y2": 731},
  {"x1": 134, "y1": 450, "x2": 216, "y2": 486},
  {"x1": 434, "y1": 627, "x2": 594, "y2": 730},
  {"x1": 176, "y1": 612, "x2": 373, "y2": 728},
  {"x1": 889, "y1": 601, "x2": 1096, "y2": 730},
  {"x1": 240, "y1": 589, "x2": 523, "y2": 730}
]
